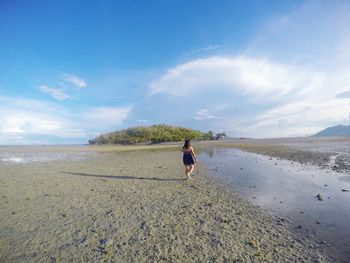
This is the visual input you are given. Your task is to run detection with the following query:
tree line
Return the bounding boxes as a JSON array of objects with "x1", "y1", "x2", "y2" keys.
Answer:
[{"x1": 88, "y1": 124, "x2": 227, "y2": 145}]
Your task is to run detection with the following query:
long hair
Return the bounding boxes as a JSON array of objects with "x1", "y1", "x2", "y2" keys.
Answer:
[{"x1": 183, "y1": 139, "x2": 191, "y2": 149}]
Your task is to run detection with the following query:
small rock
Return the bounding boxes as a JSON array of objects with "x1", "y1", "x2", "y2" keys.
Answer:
[
  {"x1": 248, "y1": 240, "x2": 257, "y2": 248},
  {"x1": 315, "y1": 194, "x2": 323, "y2": 201},
  {"x1": 341, "y1": 189, "x2": 349, "y2": 192},
  {"x1": 296, "y1": 225, "x2": 302, "y2": 229},
  {"x1": 316, "y1": 220, "x2": 321, "y2": 224},
  {"x1": 140, "y1": 221, "x2": 147, "y2": 230},
  {"x1": 324, "y1": 184, "x2": 328, "y2": 187},
  {"x1": 99, "y1": 239, "x2": 107, "y2": 246},
  {"x1": 300, "y1": 211, "x2": 304, "y2": 214}
]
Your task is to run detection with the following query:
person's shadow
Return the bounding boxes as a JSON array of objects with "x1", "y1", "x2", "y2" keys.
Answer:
[{"x1": 61, "y1": 171, "x2": 186, "y2": 182}]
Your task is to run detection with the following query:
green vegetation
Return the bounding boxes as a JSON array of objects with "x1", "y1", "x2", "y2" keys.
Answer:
[{"x1": 88, "y1": 124, "x2": 226, "y2": 145}]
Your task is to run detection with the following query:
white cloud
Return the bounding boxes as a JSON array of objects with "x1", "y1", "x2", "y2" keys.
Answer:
[
  {"x1": 0, "y1": 95, "x2": 57, "y2": 111},
  {"x1": 236, "y1": 98, "x2": 350, "y2": 137},
  {"x1": 149, "y1": 56, "x2": 318, "y2": 100},
  {"x1": 0, "y1": 109, "x2": 63, "y2": 137},
  {"x1": 85, "y1": 106, "x2": 131, "y2": 126},
  {"x1": 38, "y1": 85, "x2": 72, "y2": 101},
  {"x1": 62, "y1": 74, "x2": 87, "y2": 88},
  {"x1": 195, "y1": 109, "x2": 217, "y2": 120},
  {"x1": 0, "y1": 95, "x2": 132, "y2": 144},
  {"x1": 145, "y1": 51, "x2": 350, "y2": 137}
]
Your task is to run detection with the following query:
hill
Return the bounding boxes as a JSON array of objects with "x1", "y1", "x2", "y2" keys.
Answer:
[
  {"x1": 88, "y1": 124, "x2": 223, "y2": 144},
  {"x1": 312, "y1": 124, "x2": 350, "y2": 137}
]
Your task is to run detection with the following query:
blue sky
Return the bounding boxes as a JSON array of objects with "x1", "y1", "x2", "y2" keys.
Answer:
[{"x1": 1, "y1": 0, "x2": 350, "y2": 144}]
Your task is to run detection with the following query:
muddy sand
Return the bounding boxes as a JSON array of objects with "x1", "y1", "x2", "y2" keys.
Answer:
[{"x1": 0, "y1": 145, "x2": 327, "y2": 262}]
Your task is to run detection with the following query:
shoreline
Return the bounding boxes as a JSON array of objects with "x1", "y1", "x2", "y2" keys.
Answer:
[
  {"x1": 199, "y1": 147, "x2": 350, "y2": 262},
  {"x1": 0, "y1": 146, "x2": 327, "y2": 262},
  {"x1": 195, "y1": 138, "x2": 350, "y2": 174}
]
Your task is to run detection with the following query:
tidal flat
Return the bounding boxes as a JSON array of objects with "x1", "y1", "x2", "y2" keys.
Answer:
[{"x1": 0, "y1": 143, "x2": 328, "y2": 262}]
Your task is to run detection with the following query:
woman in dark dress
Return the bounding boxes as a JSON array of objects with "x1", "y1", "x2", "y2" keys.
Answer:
[{"x1": 182, "y1": 139, "x2": 198, "y2": 179}]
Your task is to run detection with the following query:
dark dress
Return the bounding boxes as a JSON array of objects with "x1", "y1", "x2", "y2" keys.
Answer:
[{"x1": 183, "y1": 149, "x2": 195, "y2": 165}]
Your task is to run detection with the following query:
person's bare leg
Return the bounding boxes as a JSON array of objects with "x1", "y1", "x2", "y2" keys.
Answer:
[
  {"x1": 185, "y1": 166, "x2": 191, "y2": 179},
  {"x1": 188, "y1": 164, "x2": 195, "y2": 176}
]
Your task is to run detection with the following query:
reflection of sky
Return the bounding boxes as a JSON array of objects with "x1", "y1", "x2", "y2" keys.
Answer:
[
  {"x1": 0, "y1": 152, "x2": 91, "y2": 165},
  {"x1": 199, "y1": 148, "x2": 350, "y2": 262}
]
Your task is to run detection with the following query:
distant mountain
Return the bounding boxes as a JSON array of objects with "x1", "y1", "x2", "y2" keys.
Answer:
[{"x1": 312, "y1": 125, "x2": 350, "y2": 137}]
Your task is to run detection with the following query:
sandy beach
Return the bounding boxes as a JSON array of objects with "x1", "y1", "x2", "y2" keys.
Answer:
[{"x1": 0, "y1": 144, "x2": 327, "y2": 262}]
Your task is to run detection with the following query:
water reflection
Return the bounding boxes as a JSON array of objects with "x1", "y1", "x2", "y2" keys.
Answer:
[
  {"x1": 0, "y1": 152, "x2": 92, "y2": 165},
  {"x1": 199, "y1": 148, "x2": 350, "y2": 263}
]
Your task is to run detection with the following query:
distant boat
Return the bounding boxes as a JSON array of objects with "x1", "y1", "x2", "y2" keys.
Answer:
[{"x1": 312, "y1": 124, "x2": 350, "y2": 137}]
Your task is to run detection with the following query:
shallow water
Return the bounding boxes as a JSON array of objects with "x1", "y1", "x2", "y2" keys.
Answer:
[
  {"x1": 200, "y1": 148, "x2": 350, "y2": 263},
  {"x1": 0, "y1": 151, "x2": 92, "y2": 165}
]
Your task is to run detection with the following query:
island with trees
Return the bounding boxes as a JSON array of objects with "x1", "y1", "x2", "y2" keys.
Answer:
[{"x1": 88, "y1": 124, "x2": 227, "y2": 145}]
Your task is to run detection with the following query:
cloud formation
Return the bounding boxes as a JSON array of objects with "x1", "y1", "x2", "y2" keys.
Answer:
[
  {"x1": 38, "y1": 85, "x2": 72, "y2": 101},
  {"x1": 85, "y1": 106, "x2": 131, "y2": 126},
  {"x1": 141, "y1": 51, "x2": 349, "y2": 137},
  {"x1": 139, "y1": 1, "x2": 350, "y2": 138},
  {"x1": 195, "y1": 109, "x2": 217, "y2": 120},
  {"x1": 0, "y1": 95, "x2": 131, "y2": 144},
  {"x1": 149, "y1": 56, "x2": 322, "y2": 100},
  {"x1": 62, "y1": 74, "x2": 87, "y2": 88}
]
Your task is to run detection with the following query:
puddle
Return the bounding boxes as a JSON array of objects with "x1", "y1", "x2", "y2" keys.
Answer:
[{"x1": 200, "y1": 148, "x2": 350, "y2": 263}]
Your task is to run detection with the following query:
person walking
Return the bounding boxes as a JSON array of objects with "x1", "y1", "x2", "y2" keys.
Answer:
[{"x1": 182, "y1": 139, "x2": 198, "y2": 179}]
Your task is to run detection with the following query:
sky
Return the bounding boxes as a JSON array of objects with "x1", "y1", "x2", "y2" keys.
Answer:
[{"x1": 1, "y1": 0, "x2": 350, "y2": 144}]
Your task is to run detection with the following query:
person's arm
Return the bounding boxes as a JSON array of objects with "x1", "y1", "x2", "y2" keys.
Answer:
[{"x1": 191, "y1": 147, "x2": 198, "y2": 163}]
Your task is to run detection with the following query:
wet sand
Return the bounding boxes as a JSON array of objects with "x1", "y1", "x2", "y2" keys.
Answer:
[
  {"x1": 206, "y1": 137, "x2": 350, "y2": 174},
  {"x1": 200, "y1": 148, "x2": 350, "y2": 263},
  {"x1": 0, "y1": 145, "x2": 326, "y2": 262}
]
